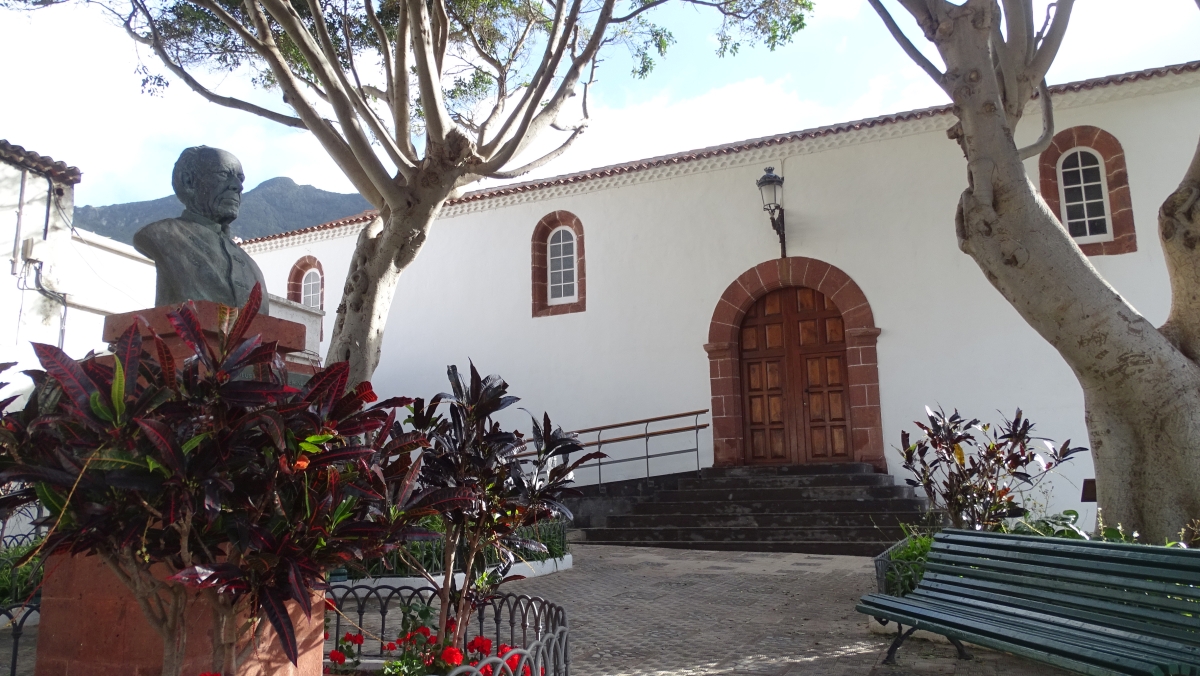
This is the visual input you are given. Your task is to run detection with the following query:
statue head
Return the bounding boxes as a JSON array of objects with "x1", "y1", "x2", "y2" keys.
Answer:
[{"x1": 172, "y1": 146, "x2": 245, "y2": 227}]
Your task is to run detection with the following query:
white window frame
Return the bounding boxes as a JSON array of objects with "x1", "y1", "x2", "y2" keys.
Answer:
[
  {"x1": 301, "y1": 268, "x2": 322, "y2": 310},
  {"x1": 547, "y1": 226, "x2": 578, "y2": 305},
  {"x1": 1057, "y1": 146, "x2": 1114, "y2": 245}
]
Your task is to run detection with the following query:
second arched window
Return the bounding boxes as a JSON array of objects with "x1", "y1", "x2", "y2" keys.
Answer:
[
  {"x1": 1057, "y1": 148, "x2": 1112, "y2": 244},
  {"x1": 548, "y1": 227, "x2": 577, "y2": 304}
]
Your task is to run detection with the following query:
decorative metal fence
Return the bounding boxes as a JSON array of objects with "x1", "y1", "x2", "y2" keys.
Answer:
[
  {"x1": 873, "y1": 536, "x2": 926, "y2": 597},
  {"x1": 325, "y1": 584, "x2": 569, "y2": 676},
  {"x1": 0, "y1": 603, "x2": 38, "y2": 676},
  {"x1": 0, "y1": 533, "x2": 43, "y2": 676}
]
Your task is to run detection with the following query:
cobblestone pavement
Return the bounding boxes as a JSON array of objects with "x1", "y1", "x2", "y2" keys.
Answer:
[{"x1": 507, "y1": 545, "x2": 1071, "y2": 676}]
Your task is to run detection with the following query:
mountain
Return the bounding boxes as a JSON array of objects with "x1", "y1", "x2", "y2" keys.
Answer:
[{"x1": 72, "y1": 177, "x2": 373, "y2": 244}]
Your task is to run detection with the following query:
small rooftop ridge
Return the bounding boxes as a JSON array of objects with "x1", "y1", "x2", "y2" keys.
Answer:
[{"x1": 0, "y1": 140, "x2": 83, "y2": 185}]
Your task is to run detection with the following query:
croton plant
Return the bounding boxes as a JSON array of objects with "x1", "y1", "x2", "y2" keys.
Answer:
[
  {"x1": 0, "y1": 285, "x2": 437, "y2": 673},
  {"x1": 0, "y1": 285, "x2": 598, "y2": 676}
]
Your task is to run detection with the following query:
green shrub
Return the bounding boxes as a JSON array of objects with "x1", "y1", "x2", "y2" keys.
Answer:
[{"x1": 0, "y1": 538, "x2": 42, "y2": 605}]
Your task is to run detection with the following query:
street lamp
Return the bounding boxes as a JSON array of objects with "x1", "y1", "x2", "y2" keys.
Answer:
[{"x1": 756, "y1": 167, "x2": 786, "y2": 258}]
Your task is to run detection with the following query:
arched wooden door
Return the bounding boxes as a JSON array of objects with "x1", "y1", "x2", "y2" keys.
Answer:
[{"x1": 740, "y1": 287, "x2": 851, "y2": 465}]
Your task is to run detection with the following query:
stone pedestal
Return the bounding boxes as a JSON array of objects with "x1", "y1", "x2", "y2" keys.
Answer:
[
  {"x1": 102, "y1": 301, "x2": 307, "y2": 362},
  {"x1": 34, "y1": 555, "x2": 324, "y2": 676},
  {"x1": 34, "y1": 305, "x2": 323, "y2": 675}
]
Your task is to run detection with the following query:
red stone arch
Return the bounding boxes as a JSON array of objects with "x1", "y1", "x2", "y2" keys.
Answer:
[
  {"x1": 1039, "y1": 125, "x2": 1136, "y2": 256},
  {"x1": 704, "y1": 257, "x2": 884, "y2": 470}
]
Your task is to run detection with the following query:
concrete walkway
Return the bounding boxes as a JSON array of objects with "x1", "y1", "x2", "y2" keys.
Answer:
[{"x1": 508, "y1": 545, "x2": 1071, "y2": 676}]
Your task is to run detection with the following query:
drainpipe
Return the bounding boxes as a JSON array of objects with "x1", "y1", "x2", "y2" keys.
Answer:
[
  {"x1": 10, "y1": 169, "x2": 26, "y2": 275},
  {"x1": 26, "y1": 175, "x2": 68, "y2": 348}
]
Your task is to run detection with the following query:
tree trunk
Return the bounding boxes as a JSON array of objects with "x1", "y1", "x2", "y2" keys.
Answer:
[
  {"x1": 935, "y1": 2, "x2": 1200, "y2": 542},
  {"x1": 325, "y1": 176, "x2": 454, "y2": 386}
]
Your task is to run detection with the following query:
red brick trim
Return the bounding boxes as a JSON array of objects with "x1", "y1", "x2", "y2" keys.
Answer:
[
  {"x1": 704, "y1": 258, "x2": 885, "y2": 471},
  {"x1": 287, "y1": 256, "x2": 324, "y2": 340},
  {"x1": 1039, "y1": 126, "x2": 1136, "y2": 256},
  {"x1": 532, "y1": 211, "x2": 586, "y2": 317}
]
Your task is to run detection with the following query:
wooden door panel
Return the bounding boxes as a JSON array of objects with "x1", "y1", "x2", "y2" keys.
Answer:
[{"x1": 741, "y1": 287, "x2": 853, "y2": 465}]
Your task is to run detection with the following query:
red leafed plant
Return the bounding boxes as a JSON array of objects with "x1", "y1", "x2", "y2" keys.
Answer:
[{"x1": 0, "y1": 285, "x2": 442, "y2": 675}]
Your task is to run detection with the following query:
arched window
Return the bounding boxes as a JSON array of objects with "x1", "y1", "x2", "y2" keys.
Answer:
[
  {"x1": 301, "y1": 269, "x2": 322, "y2": 309},
  {"x1": 1039, "y1": 126, "x2": 1136, "y2": 256},
  {"x1": 1057, "y1": 148, "x2": 1111, "y2": 244},
  {"x1": 548, "y1": 227, "x2": 577, "y2": 304},
  {"x1": 287, "y1": 255, "x2": 325, "y2": 312},
  {"x1": 532, "y1": 211, "x2": 586, "y2": 317}
]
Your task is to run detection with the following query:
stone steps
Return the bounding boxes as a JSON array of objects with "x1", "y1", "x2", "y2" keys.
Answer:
[
  {"x1": 629, "y1": 498, "x2": 927, "y2": 515},
  {"x1": 652, "y1": 485, "x2": 916, "y2": 502},
  {"x1": 572, "y1": 463, "x2": 925, "y2": 556},
  {"x1": 574, "y1": 539, "x2": 896, "y2": 556},
  {"x1": 605, "y1": 511, "x2": 915, "y2": 529},
  {"x1": 675, "y1": 473, "x2": 894, "y2": 490}
]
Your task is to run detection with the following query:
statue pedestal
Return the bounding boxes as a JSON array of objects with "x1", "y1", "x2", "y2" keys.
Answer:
[
  {"x1": 34, "y1": 305, "x2": 324, "y2": 676},
  {"x1": 102, "y1": 301, "x2": 307, "y2": 361},
  {"x1": 34, "y1": 554, "x2": 324, "y2": 676}
]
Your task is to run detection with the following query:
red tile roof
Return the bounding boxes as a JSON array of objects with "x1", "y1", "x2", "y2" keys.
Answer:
[
  {"x1": 243, "y1": 59, "x2": 1200, "y2": 247},
  {"x1": 0, "y1": 140, "x2": 82, "y2": 185}
]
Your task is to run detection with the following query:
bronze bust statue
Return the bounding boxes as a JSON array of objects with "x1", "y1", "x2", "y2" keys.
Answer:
[{"x1": 133, "y1": 146, "x2": 270, "y2": 312}]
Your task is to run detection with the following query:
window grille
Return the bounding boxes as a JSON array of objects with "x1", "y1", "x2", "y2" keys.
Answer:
[
  {"x1": 548, "y1": 227, "x2": 576, "y2": 304},
  {"x1": 1057, "y1": 148, "x2": 1112, "y2": 244}
]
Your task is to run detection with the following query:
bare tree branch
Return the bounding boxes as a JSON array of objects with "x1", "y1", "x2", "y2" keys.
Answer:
[
  {"x1": 241, "y1": 0, "x2": 385, "y2": 206},
  {"x1": 392, "y1": 0, "x2": 419, "y2": 160},
  {"x1": 1028, "y1": 0, "x2": 1075, "y2": 83},
  {"x1": 867, "y1": 0, "x2": 947, "y2": 91},
  {"x1": 408, "y1": 0, "x2": 454, "y2": 142},
  {"x1": 484, "y1": 127, "x2": 585, "y2": 179},
  {"x1": 612, "y1": 0, "x2": 669, "y2": 23},
  {"x1": 260, "y1": 0, "x2": 410, "y2": 194},
  {"x1": 479, "y1": 0, "x2": 575, "y2": 155},
  {"x1": 1018, "y1": 80, "x2": 1055, "y2": 160},
  {"x1": 128, "y1": 0, "x2": 306, "y2": 129}
]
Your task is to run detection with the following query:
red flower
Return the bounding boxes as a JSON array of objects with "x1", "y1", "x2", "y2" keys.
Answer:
[
  {"x1": 328, "y1": 649, "x2": 346, "y2": 665},
  {"x1": 385, "y1": 642, "x2": 397, "y2": 651},
  {"x1": 446, "y1": 617, "x2": 458, "y2": 634},
  {"x1": 440, "y1": 646, "x2": 465, "y2": 666},
  {"x1": 198, "y1": 673, "x2": 221, "y2": 676},
  {"x1": 416, "y1": 626, "x2": 431, "y2": 637},
  {"x1": 467, "y1": 635, "x2": 493, "y2": 655},
  {"x1": 350, "y1": 633, "x2": 364, "y2": 646},
  {"x1": 324, "y1": 632, "x2": 329, "y2": 640},
  {"x1": 325, "y1": 598, "x2": 337, "y2": 612}
]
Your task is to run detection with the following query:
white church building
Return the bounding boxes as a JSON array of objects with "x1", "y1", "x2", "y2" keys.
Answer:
[
  {"x1": 243, "y1": 61, "x2": 1200, "y2": 523},
  {"x1": 6, "y1": 61, "x2": 1199, "y2": 529}
]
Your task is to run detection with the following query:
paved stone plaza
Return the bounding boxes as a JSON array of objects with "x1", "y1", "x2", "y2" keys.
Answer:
[{"x1": 508, "y1": 545, "x2": 1070, "y2": 676}]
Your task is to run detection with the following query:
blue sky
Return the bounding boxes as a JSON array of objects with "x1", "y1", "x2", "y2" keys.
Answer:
[{"x1": 1, "y1": 0, "x2": 1197, "y2": 207}]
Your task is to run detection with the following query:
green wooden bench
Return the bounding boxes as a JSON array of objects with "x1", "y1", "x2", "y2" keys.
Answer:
[{"x1": 856, "y1": 529, "x2": 1200, "y2": 675}]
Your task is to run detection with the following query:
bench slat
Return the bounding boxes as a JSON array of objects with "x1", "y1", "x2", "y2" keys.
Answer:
[
  {"x1": 905, "y1": 589, "x2": 1200, "y2": 663},
  {"x1": 920, "y1": 574, "x2": 1200, "y2": 645},
  {"x1": 859, "y1": 595, "x2": 1173, "y2": 675},
  {"x1": 928, "y1": 542, "x2": 1200, "y2": 589},
  {"x1": 938, "y1": 531, "x2": 1200, "y2": 570},
  {"x1": 923, "y1": 561, "x2": 1200, "y2": 615},
  {"x1": 925, "y1": 553, "x2": 1200, "y2": 602}
]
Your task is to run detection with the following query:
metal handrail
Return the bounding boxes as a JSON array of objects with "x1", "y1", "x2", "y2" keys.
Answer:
[
  {"x1": 573, "y1": 409, "x2": 709, "y2": 435},
  {"x1": 571, "y1": 410, "x2": 709, "y2": 486}
]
